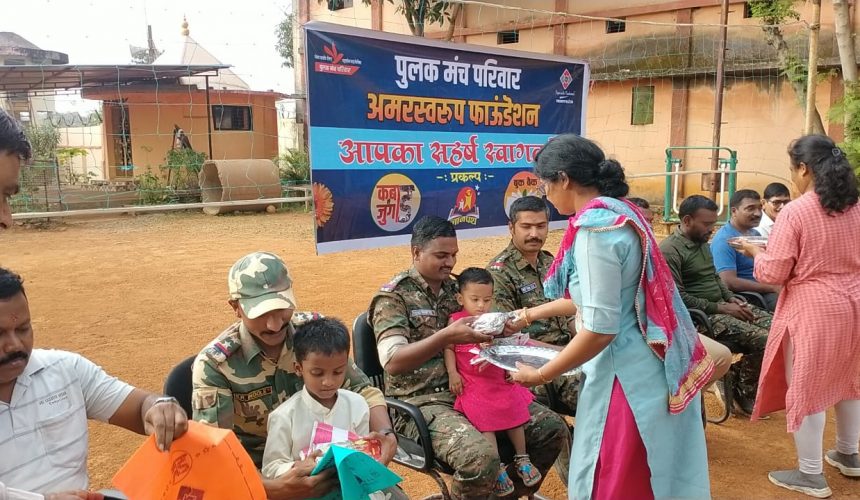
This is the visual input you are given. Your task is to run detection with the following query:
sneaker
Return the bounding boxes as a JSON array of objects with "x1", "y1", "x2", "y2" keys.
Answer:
[
  {"x1": 825, "y1": 450, "x2": 860, "y2": 477},
  {"x1": 768, "y1": 469, "x2": 832, "y2": 498}
]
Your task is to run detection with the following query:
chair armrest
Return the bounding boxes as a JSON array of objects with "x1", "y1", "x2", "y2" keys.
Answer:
[
  {"x1": 384, "y1": 396, "x2": 436, "y2": 471},
  {"x1": 687, "y1": 308, "x2": 714, "y2": 337},
  {"x1": 734, "y1": 291, "x2": 766, "y2": 309}
]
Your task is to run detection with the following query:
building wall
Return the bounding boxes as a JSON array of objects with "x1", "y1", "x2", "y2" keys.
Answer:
[
  {"x1": 277, "y1": 99, "x2": 302, "y2": 154},
  {"x1": 56, "y1": 125, "x2": 105, "y2": 181},
  {"x1": 86, "y1": 89, "x2": 279, "y2": 179},
  {"x1": 305, "y1": 0, "x2": 853, "y2": 205},
  {"x1": 0, "y1": 53, "x2": 60, "y2": 121}
]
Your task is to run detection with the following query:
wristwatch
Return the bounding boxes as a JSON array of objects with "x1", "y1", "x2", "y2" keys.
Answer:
[{"x1": 153, "y1": 396, "x2": 179, "y2": 407}]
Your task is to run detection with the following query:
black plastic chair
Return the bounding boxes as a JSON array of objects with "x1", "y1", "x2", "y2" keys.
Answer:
[
  {"x1": 735, "y1": 291, "x2": 768, "y2": 310},
  {"x1": 689, "y1": 308, "x2": 742, "y2": 425},
  {"x1": 353, "y1": 312, "x2": 454, "y2": 499},
  {"x1": 163, "y1": 354, "x2": 196, "y2": 418}
]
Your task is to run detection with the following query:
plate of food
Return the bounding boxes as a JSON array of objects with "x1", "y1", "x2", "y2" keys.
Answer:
[
  {"x1": 728, "y1": 235, "x2": 768, "y2": 250},
  {"x1": 475, "y1": 345, "x2": 580, "y2": 377}
]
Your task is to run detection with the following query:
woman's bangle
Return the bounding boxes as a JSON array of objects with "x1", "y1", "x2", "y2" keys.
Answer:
[
  {"x1": 537, "y1": 366, "x2": 551, "y2": 384},
  {"x1": 521, "y1": 307, "x2": 532, "y2": 327}
]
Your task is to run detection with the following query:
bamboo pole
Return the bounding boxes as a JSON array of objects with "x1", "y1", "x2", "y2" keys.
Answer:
[{"x1": 710, "y1": 0, "x2": 730, "y2": 201}]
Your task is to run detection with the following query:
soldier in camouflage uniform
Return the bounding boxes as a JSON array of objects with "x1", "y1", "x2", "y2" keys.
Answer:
[
  {"x1": 488, "y1": 196, "x2": 581, "y2": 414},
  {"x1": 488, "y1": 196, "x2": 579, "y2": 483},
  {"x1": 660, "y1": 195, "x2": 770, "y2": 415},
  {"x1": 369, "y1": 216, "x2": 567, "y2": 500},
  {"x1": 192, "y1": 252, "x2": 402, "y2": 500}
]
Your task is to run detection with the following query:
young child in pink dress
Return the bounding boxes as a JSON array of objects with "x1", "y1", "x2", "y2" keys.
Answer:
[{"x1": 443, "y1": 267, "x2": 540, "y2": 497}]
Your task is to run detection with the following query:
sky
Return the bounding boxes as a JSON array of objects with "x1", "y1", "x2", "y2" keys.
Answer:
[{"x1": 6, "y1": 0, "x2": 296, "y2": 109}]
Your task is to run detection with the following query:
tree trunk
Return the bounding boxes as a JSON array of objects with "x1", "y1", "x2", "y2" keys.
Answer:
[
  {"x1": 402, "y1": 2, "x2": 421, "y2": 36},
  {"x1": 833, "y1": 0, "x2": 858, "y2": 84},
  {"x1": 833, "y1": 0, "x2": 857, "y2": 139},
  {"x1": 761, "y1": 25, "x2": 827, "y2": 135},
  {"x1": 444, "y1": 3, "x2": 462, "y2": 41}
]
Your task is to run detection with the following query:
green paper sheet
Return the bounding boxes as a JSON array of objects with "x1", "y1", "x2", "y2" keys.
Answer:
[{"x1": 310, "y1": 445, "x2": 402, "y2": 500}]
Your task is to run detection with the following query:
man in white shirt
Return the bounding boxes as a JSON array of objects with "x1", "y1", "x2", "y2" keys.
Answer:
[
  {"x1": 756, "y1": 182, "x2": 791, "y2": 238},
  {"x1": 0, "y1": 267, "x2": 188, "y2": 497}
]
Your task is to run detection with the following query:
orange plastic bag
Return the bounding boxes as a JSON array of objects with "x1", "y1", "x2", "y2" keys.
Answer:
[{"x1": 112, "y1": 421, "x2": 265, "y2": 500}]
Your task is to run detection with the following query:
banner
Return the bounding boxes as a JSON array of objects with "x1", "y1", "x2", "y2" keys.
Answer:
[{"x1": 305, "y1": 22, "x2": 589, "y2": 254}]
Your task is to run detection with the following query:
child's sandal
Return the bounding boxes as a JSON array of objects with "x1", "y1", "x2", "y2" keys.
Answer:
[
  {"x1": 514, "y1": 454, "x2": 542, "y2": 487},
  {"x1": 494, "y1": 463, "x2": 515, "y2": 497}
]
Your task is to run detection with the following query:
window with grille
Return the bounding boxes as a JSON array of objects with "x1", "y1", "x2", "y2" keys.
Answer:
[
  {"x1": 497, "y1": 30, "x2": 520, "y2": 44},
  {"x1": 328, "y1": 0, "x2": 353, "y2": 10},
  {"x1": 212, "y1": 105, "x2": 252, "y2": 131},
  {"x1": 631, "y1": 86, "x2": 655, "y2": 125},
  {"x1": 606, "y1": 19, "x2": 626, "y2": 34}
]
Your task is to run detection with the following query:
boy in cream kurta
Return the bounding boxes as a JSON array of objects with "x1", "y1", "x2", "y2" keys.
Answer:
[{"x1": 262, "y1": 318, "x2": 372, "y2": 478}]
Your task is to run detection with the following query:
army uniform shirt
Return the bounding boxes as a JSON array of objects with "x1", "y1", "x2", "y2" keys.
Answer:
[
  {"x1": 369, "y1": 267, "x2": 459, "y2": 407},
  {"x1": 191, "y1": 313, "x2": 385, "y2": 467},
  {"x1": 488, "y1": 242, "x2": 573, "y2": 346}
]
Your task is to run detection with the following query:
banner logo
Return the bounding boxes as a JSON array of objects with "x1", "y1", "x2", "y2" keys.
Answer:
[
  {"x1": 560, "y1": 68, "x2": 573, "y2": 90},
  {"x1": 448, "y1": 186, "x2": 480, "y2": 225},
  {"x1": 314, "y1": 42, "x2": 361, "y2": 76},
  {"x1": 371, "y1": 173, "x2": 421, "y2": 231},
  {"x1": 503, "y1": 171, "x2": 542, "y2": 217}
]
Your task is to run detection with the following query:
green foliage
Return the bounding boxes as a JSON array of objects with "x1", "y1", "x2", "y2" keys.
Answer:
[
  {"x1": 23, "y1": 122, "x2": 60, "y2": 161},
  {"x1": 164, "y1": 148, "x2": 206, "y2": 189},
  {"x1": 275, "y1": 12, "x2": 295, "y2": 68},
  {"x1": 136, "y1": 168, "x2": 172, "y2": 205},
  {"x1": 781, "y1": 54, "x2": 807, "y2": 85},
  {"x1": 165, "y1": 148, "x2": 205, "y2": 173},
  {"x1": 275, "y1": 148, "x2": 311, "y2": 182},
  {"x1": 748, "y1": 0, "x2": 800, "y2": 24},
  {"x1": 55, "y1": 147, "x2": 92, "y2": 185},
  {"x1": 391, "y1": 0, "x2": 453, "y2": 36},
  {"x1": 829, "y1": 83, "x2": 860, "y2": 178}
]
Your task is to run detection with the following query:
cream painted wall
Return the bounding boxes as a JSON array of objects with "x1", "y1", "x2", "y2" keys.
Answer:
[{"x1": 306, "y1": 0, "x2": 853, "y2": 206}]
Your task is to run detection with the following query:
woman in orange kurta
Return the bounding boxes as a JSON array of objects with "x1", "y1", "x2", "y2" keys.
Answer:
[{"x1": 741, "y1": 135, "x2": 860, "y2": 499}]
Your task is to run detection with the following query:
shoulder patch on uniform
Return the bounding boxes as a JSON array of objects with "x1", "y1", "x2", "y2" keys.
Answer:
[
  {"x1": 292, "y1": 311, "x2": 323, "y2": 327},
  {"x1": 204, "y1": 331, "x2": 241, "y2": 364},
  {"x1": 204, "y1": 343, "x2": 230, "y2": 364},
  {"x1": 489, "y1": 250, "x2": 512, "y2": 270},
  {"x1": 380, "y1": 272, "x2": 408, "y2": 292}
]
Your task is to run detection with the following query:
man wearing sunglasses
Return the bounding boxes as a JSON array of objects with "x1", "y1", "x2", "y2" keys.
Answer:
[{"x1": 757, "y1": 182, "x2": 791, "y2": 238}]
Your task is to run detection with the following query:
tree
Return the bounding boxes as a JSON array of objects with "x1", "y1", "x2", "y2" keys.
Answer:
[
  {"x1": 384, "y1": 0, "x2": 454, "y2": 37},
  {"x1": 832, "y1": 0, "x2": 857, "y2": 85},
  {"x1": 829, "y1": 0, "x2": 860, "y2": 177},
  {"x1": 749, "y1": 0, "x2": 826, "y2": 135},
  {"x1": 276, "y1": 12, "x2": 296, "y2": 68}
]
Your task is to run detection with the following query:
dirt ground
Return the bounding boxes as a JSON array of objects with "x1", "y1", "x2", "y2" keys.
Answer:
[{"x1": 3, "y1": 211, "x2": 858, "y2": 499}]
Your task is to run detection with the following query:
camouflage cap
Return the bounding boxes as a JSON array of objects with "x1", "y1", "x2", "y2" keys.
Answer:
[{"x1": 228, "y1": 252, "x2": 297, "y2": 319}]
